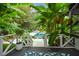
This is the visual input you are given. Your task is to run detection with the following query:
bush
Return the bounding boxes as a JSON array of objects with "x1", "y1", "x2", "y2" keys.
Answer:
[{"x1": 48, "y1": 31, "x2": 59, "y2": 46}]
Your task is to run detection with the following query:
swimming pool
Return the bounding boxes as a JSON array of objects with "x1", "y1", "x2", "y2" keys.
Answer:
[
  {"x1": 34, "y1": 32, "x2": 45, "y2": 39},
  {"x1": 24, "y1": 51, "x2": 70, "y2": 56},
  {"x1": 7, "y1": 47, "x2": 79, "y2": 56}
]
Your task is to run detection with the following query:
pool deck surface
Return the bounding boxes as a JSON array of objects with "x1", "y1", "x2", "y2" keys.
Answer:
[
  {"x1": 33, "y1": 39, "x2": 48, "y2": 47},
  {"x1": 7, "y1": 47, "x2": 79, "y2": 56}
]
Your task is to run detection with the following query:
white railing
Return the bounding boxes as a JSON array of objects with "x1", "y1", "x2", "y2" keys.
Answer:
[
  {"x1": 0, "y1": 39, "x2": 3, "y2": 56},
  {"x1": 3, "y1": 40, "x2": 15, "y2": 56},
  {"x1": 22, "y1": 33, "x2": 33, "y2": 47},
  {"x1": 43, "y1": 35, "x2": 48, "y2": 47},
  {"x1": 0, "y1": 34, "x2": 16, "y2": 56},
  {"x1": 59, "y1": 34, "x2": 74, "y2": 48},
  {"x1": 0, "y1": 33, "x2": 76, "y2": 56}
]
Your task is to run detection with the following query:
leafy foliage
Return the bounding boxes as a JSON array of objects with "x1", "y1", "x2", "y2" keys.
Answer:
[
  {"x1": 31, "y1": 3, "x2": 70, "y2": 46},
  {"x1": 0, "y1": 3, "x2": 33, "y2": 36},
  {"x1": 0, "y1": 3, "x2": 78, "y2": 46}
]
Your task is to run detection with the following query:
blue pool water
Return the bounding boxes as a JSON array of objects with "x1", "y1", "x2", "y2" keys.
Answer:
[
  {"x1": 24, "y1": 51, "x2": 70, "y2": 56},
  {"x1": 34, "y1": 32, "x2": 45, "y2": 39},
  {"x1": 7, "y1": 47, "x2": 79, "y2": 56}
]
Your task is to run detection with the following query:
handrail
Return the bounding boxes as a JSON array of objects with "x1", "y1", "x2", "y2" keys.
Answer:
[
  {"x1": 63, "y1": 32, "x2": 79, "y2": 38},
  {"x1": 0, "y1": 34, "x2": 16, "y2": 38}
]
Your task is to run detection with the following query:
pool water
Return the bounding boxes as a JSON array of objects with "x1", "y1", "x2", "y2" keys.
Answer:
[
  {"x1": 7, "y1": 47, "x2": 79, "y2": 56},
  {"x1": 34, "y1": 32, "x2": 45, "y2": 39},
  {"x1": 24, "y1": 51, "x2": 70, "y2": 56}
]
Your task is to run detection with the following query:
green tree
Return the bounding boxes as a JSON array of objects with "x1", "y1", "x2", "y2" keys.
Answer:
[
  {"x1": 31, "y1": 3, "x2": 70, "y2": 46},
  {"x1": 0, "y1": 3, "x2": 31, "y2": 35}
]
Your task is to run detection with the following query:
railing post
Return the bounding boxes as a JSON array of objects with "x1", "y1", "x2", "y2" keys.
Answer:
[
  {"x1": 59, "y1": 34, "x2": 64, "y2": 47},
  {"x1": 0, "y1": 38, "x2": 3, "y2": 56},
  {"x1": 43, "y1": 35, "x2": 48, "y2": 47},
  {"x1": 75, "y1": 38, "x2": 79, "y2": 50}
]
